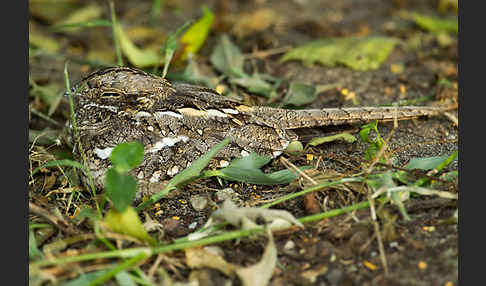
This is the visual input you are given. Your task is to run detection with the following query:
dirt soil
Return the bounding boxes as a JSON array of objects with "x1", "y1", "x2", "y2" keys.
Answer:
[{"x1": 29, "y1": 0, "x2": 458, "y2": 285}]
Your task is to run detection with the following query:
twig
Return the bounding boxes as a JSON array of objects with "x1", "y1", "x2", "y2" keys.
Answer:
[
  {"x1": 367, "y1": 193, "x2": 389, "y2": 275},
  {"x1": 29, "y1": 202, "x2": 78, "y2": 235},
  {"x1": 443, "y1": 111, "x2": 458, "y2": 126},
  {"x1": 280, "y1": 157, "x2": 318, "y2": 185},
  {"x1": 244, "y1": 46, "x2": 292, "y2": 59}
]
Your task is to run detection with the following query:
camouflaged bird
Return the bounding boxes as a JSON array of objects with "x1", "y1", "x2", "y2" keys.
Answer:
[{"x1": 70, "y1": 67, "x2": 443, "y2": 198}]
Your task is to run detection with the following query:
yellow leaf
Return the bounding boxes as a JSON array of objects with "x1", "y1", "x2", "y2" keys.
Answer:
[
  {"x1": 104, "y1": 206, "x2": 155, "y2": 245},
  {"x1": 179, "y1": 6, "x2": 214, "y2": 60},
  {"x1": 115, "y1": 22, "x2": 161, "y2": 68}
]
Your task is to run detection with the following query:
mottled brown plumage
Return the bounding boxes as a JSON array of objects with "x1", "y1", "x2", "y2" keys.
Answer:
[{"x1": 71, "y1": 67, "x2": 443, "y2": 197}]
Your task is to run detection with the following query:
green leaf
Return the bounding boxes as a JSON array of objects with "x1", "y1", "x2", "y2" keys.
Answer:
[
  {"x1": 359, "y1": 122, "x2": 385, "y2": 161},
  {"x1": 109, "y1": 142, "x2": 144, "y2": 173},
  {"x1": 115, "y1": 271, "x2": 137, "y2": 286},
  {"x1": 411, "y1": 12, "x2": 458, "y2": 34},
  {"x1": 282, "y1": 82, "x2": 317, "y2": 106},
  {"x1": 214, "y1": 152, "x2": 312, "y2": 185},
  {"x1": 105, "y1": 169, "x2": 137, "y2": 212},
  {"x1": 161, "y1": 20, "x2": 192, "y2": 78},
  {"x1": 115, "y1": 22, "x2": 161, "y2": 68},
  {"x1": 215, "y1": 166, "x2": 311, "y2": 185},
  {"x1": 31, "y1": 159, "x2": 86, "y2": 176},
  {"x1": 61, "y1": 270, "x2": 110, "y2": 286},
  {"x1": 210, "y1": 34, "x2": 246, "y2": 78},
  {"x1": 230, "y1": 74, "x2": 275, "y2": 97},
  {"x1": 308, "y1": 132, "x2": 356, "y2": 147},
  {"x1": 405, "y1": 155, "x2": 451, "y2": 171},
  {"x1": 29, "y1": 229, "x2": 43, "y2": 260},
  {"x1": 281, "y1": 37, "x2": 398, "y2": 71},
  {"x1": 226, "y1": 153, "x2": 272, "y2": 169},
  {"x1": 179, "y1": 5, "x2": 214, "y2": 60},
  {"x1": 168, "y1": 137, "x2": 231, "y2": 189},
  {"x1": 104, "y1": 207, "x2": 155, "y2": 245}
]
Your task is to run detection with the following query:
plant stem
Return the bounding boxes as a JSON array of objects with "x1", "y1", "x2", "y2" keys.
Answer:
[{"x1": 109, "y1": 0, "x2": 123, "y2": 66}]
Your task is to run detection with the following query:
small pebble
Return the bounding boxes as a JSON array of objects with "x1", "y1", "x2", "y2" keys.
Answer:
[
  {"x1": 215, "y1": 187, "x2": 236, "y2": 202},
  {"x1": 190, "y1": 195, "x2": 208, "y2": 211}
]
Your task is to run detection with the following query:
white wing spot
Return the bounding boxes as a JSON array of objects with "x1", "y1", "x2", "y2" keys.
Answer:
[
  {"x1": 207, "y1": 109, "x2": 228, "y2": 118},
  {"x1": 150, "y1": 170, "x2": 162, "y2": 183},
  {"x1": 222, "y1": 108, "x2": 239, "y2": 114},
  {"x1": 219, "y1": 160, "x2": 229, "y2": 167},
  {"x1": 135, "y1": 111, "x2": 152, "y2": 118},
  {"x1": 167, "y1": 165, "x2": 180, "y2": 176},
  {"x1": 94, "y1": 147, "x2": 114, "y2": 160},
  {"x1": 154, "y1": 111, "x2": 183, "y2": 119},
  {"x1": 272, "y1": 151, "x2": 283, "y2": 157},
  {"x1": 150, "y1": 136, "x2": 189, "y2": 153},
  {"x1": 83, "y1": 104, "x2": 118, "y2": 112}
]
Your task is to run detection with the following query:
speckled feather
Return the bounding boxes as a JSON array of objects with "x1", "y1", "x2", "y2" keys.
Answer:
[{"x1": 71, "y1": 67, "x2": 443, "y2": 198}]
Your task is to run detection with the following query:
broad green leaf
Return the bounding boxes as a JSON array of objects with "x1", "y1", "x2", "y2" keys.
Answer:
[
  {"x1": 226, "y1": 153, "x2": 272, "y2": 170},
  {"x1": 216, "y1": 166, "x2": 311, "y2": 185},
  {"x1": 230, "y1": 74, "x2": 275, "y2": 97},
  {"x1": 308, "y1": 132, "x2": 356, "y2": 147},
  {"x1": 210, "y1": 34, "x2": 246, "y2": 78},
  {"x1": 29, "y1": 229, "x2": 42, "y2": 260},
  {"x1": 115, "y1": 271, "x2": 137, "y2": 286},
  {"x1": 282, "y1": 82, "x2": 317, "y2": 106},
  {"x1": 109, "y1": 142, "x2": 144, "y2": 173},
  {"x1": 281, "y1": 37, "x2": 398, "y2": 71},
  {"x1": 405, "y1": 154, "x2": 451, "y2": 171},
  {"x1": 179, "y1": 6, "x2": 214, "y2": 60},
  {"x1": 411, "y1": 12, "x2": 458, "y2": 34},
  {"x1": 105, "y1": 169, "x2": 137, "y2": 212},
  {"x1": 62, "y1": 270, "x2": 110, "y2": 286},
  {"x1": 31, "y1": 159, "x2": 86, "y2": 176},
  {"x1": 115, "y1": 22, "x2": 161, "y2": 67},
  {"x1": 214, "y1": 152, "x2": 312, "y2": 185},
  {"x1": 104, "y1": 207, "x2": 155, "y2": 244}
]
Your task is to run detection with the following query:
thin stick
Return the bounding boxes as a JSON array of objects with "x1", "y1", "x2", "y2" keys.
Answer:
[
  {"x1": 109, "y1": 0, "x2": 123, "y2": 66},
  {"x1": 280, "y1": 157, "x2": 318, "y2": 185},
  {"x1": 244, "y1": 46, "x2": 292, "y2": 59},
  {"x1": 29, "y1": 202, "x2": 78, "y2": 235}
]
